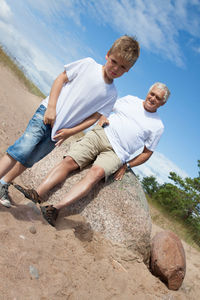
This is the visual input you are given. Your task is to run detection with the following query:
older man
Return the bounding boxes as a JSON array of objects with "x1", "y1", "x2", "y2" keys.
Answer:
[{"x1": 16, "y1": 82, "x2": 170, "y2": 226}]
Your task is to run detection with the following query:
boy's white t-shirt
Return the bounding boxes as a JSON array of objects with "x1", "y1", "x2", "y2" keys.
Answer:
[
  {"x1": 104, "y1": 95, "x2": 164, "y2": 163},
  {"x1": 41, "y1": 57, "x2": 117, "y2": 141}
]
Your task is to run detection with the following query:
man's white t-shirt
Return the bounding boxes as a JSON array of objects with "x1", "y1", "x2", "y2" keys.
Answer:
[
  {"x1": 41, "y1": 57, "x2": 117, "y2": 141},
  {"x1": 104, "y1": 95, "x2": 164, "y2": 163}
]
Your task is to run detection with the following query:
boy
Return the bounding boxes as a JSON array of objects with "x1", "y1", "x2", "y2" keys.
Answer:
[
  {"x1": 15, "y1": 83, "x2": 170, "y2": 227},
  {"x1": 0, "y1": 35, "x2": 140, "y2": 207}
]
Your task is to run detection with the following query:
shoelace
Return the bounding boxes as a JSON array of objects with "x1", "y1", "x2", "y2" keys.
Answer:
[
  {"x1": 0, "y1": 184, "x2": 9, "y2": 197},
  {"x1": 47, "y1": 207, "x2": 57, "y2": 219}
]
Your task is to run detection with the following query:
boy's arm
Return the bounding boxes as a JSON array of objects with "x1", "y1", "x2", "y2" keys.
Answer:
[
  {"x1": 98, "y1": 115, "x2": 110, "y2": 127},
  {"x1": 53, "y1": 112, "x2": 101, "y2": 146},
  {"x1": 44, "y1": 71, "x2": 69, "y2": 127},
  {"x1": 114, "y1": 146, "x2": 153, "y2": 181}
]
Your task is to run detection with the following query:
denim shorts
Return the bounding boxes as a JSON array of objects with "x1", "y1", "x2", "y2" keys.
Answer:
[{"x1": 7, "y1": 105, "x2": 55, "y2": 168}]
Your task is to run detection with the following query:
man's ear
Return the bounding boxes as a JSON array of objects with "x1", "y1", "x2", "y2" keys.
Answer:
[{"x1": 161, "y1": 100, "x2": 166, "y2": 106}]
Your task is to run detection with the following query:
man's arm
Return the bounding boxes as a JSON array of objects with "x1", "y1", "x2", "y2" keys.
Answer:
[
  {"x1": 114, "y1": 146, "x2": 153, "y2": 181},
  {"x1": 53, "y1": 112, "x2": 101, "y2": 146},
  {"x1": 43, "y1": 71, "x2": 69, "y2": 127}
]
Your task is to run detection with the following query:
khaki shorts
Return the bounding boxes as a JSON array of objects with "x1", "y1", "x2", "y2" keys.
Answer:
[{"x1": 67, "y1": 125, "x2": 122, "y2": 180}]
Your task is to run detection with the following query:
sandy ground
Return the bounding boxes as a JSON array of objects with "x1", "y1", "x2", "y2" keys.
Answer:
[{"x1": 0, "y1": 63, "x2": 200, "y2": 299}]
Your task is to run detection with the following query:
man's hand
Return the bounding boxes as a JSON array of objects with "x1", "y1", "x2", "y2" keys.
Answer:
[
  {"x1": 53, "y1": 128, "x2": 72, "y2": 146},
  {"x1": 43, "y1": 106, "x2": 56, "y2": 127},
  {"x1": 114, "y1": 164, "x2": 127, "y2": 181},
  {"x1": 98, "y1": 115, "x2": 109, "y2": 127}
]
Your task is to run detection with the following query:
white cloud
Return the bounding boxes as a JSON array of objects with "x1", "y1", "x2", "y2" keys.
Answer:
[
  {"x1": 80, "y1": 0, "x2": 200, "y2": 66},
  {"x1": 23, "y1": 0, "x2": 83, "y2": 27},
  {"x1": 193, "y1": 46, "x2": 200, "y2": 54},
  {"x1": 133, "y1": 151, "x2": 189, "y2": 184},
  {"x1": 3, "y1": 0, "x2": 200, "y2": 68},
  {"x1": 1, "y1": 0, "x2": 200, "y2": 92},
  {"x1": 0, "y1": 1, "x2": 91, "y2": 93},
  {"x1": 0, "y1": 0, "x2": 12, "y2": 21}
]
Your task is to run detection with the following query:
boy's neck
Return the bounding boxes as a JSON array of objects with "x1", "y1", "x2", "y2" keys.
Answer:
[{"x1": 102, "y1": 66, "x2": 113, "y2": 84}]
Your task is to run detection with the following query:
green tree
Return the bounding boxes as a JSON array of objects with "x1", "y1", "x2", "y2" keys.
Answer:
[
  {"x1": 141, "y1": 175, "x2": 160, "y2": 197},
  {"x1": 142, "y1": 161, "x2": 200, "y2": 245},
  {"x1": 168, "y1": 170, "x2": 200, "y2": 219}
]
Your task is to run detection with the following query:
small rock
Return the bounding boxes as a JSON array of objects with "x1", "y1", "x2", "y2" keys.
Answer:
[
  {"x1": 29, "y1": 225, "x2": 37, "y2": 234},
  {"x1": 29, "y1": 265, "x2": 39, "y2": 279},
  {"x1": 19, "y1": 235, "x2": 26, "y2": 240},
  {"x1": 26, "y1": 202, "x2": 41, "y2": 215}
]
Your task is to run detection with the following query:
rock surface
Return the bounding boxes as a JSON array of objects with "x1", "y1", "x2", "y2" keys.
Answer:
[
  {"x1": 150, "y1": 230, "x2": 186, "y2": 290},
  {"x1": 21, "y1": 136, "x2": 152, "y2": 262}
]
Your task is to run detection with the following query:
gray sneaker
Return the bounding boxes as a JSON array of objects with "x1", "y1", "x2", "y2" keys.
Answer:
[{"x1": 0, "y1": 182, "x2": 11, "y2": 208}]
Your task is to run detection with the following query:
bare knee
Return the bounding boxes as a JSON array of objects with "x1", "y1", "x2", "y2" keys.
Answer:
[
  {"x1": 87, "y1": 165, "x2": 105, "y2": 184},
  {"x1": 62, "y1": 155, "x2": 79, "y2": 171}
]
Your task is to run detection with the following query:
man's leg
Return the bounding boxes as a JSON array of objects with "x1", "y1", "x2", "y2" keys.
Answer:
[
  {"x1": 54, "y1": 165, "x2": 105, "y2": 209},
  {"x1": 36, "y1": 156, "x2": 79, "y2": 197},
  {"x1": 14, "y1": 155, "x2": 80, "y2": 203},
  {"x1": 41, "y1": 165, "x2": 105, "y2": 226}
]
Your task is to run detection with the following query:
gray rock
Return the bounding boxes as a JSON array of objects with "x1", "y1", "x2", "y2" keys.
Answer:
[
  {"x1": 21, "y1": 136, "x2": 152, "y2": 262},
  {"x1": 29, "y1": 265, "x2": 39, "y2": 279},
  {"x1": 29, "y1": 225, "x2": 37, "y2": 234},
  {"x1": 26, "y1": 201, "x2": 41, "y2": 215}
]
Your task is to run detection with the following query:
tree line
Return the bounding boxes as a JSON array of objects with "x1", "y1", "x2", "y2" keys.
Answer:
[{"x1": 140, "y1": 160, "x2": 200, "y2": 246}]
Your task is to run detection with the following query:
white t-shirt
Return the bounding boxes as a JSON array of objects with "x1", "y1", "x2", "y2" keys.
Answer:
[
  {"x1": 104, "y1": 95, "x2": 164, "y2": 163},
  {"x1": 41, "y1": 57, "x2": 117, "y2": 141}
]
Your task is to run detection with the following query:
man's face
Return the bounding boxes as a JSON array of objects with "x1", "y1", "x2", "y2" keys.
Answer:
[
  {"x1": 103, "y1": 52, "x2": 132, "y2": 83},
  {"x1": 143, "y1": 86, "x2": 166, "y2": 112}
]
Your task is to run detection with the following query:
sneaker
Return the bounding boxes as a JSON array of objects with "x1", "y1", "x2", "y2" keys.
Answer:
[
  {"x1": 40, "y1": 205, "x2": 58, "y2": 227},
  {"x1": 12, "y1": 184, "x2": 41, "y2": 204},
  {"x1": 0, "y1": 182, "x2": 11, "y2": 208}
]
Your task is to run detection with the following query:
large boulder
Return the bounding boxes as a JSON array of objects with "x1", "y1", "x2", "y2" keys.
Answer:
[
  {"x1": 21, "y1": 136, "x2": 152, "y2": 262},
  {"x1": 150, "y1": 230, "x2": 186, "y2": 290}
]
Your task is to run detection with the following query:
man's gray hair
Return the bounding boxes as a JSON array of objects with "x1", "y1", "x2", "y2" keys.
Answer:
[{"x1": 149, "y1": 82, "x2": 170, "y2": 102}]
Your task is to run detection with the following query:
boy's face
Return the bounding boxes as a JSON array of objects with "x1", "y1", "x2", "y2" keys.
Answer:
[
  {"x1": 103, "y1": 52, "x2": 132, "y2": 83},
  {"x1": 143, "y1": 86, "x2": 166, "y2": 112}
]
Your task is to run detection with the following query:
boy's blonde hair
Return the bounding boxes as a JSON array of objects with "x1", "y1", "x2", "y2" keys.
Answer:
[{"x1": 109, "y1": 35, "x2": 140, "y2": 67}]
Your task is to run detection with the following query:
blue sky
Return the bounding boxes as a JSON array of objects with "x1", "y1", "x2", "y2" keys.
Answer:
[{"x1": 0, "y1": 0, "x2": 199, "y2": 182}]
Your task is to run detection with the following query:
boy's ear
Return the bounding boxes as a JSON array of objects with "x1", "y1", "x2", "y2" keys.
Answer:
[{"x1": 105, "y1": 51, "x2": 110, "y2": 60}]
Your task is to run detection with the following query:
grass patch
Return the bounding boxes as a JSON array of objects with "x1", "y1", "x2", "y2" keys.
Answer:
[
  {"x1": 147, "y1": 194, "x2": 200, "y2": 251},
  {"x1": 0, "y1": 46, "x2": 46, "y2": 98}
]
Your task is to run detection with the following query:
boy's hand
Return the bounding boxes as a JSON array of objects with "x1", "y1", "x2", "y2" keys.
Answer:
[
  {"x1": 53, "y1": 128, "x2": 72, "y2": 146},
  {"x1": 114, "y1": 164, "x2": 127, "y2": 181},
  {"x1": 43, "y1": 106, "x2": 56, "y2": 127},
  {"x1": 98, "y1": 115, "x2": 109, "y2": 127}
]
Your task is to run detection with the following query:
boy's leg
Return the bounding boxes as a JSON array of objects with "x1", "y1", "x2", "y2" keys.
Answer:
[
  {"x1": 0, "y1": 105, "x2": 53, "y2": 207},
  {"x1": 0, "y1": 154, "x2": 17, "y2": 208},
  {"x1": 3, "y1": 161, "x2": 27, "y2": 183},
  {"x1": 0, "y1": 154, "x2": 17, "y2": 179}
]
